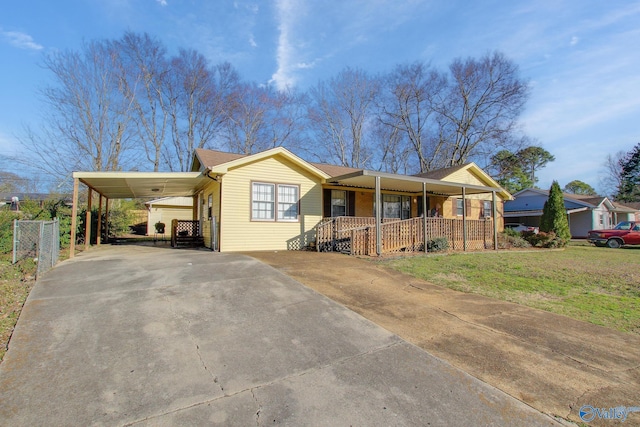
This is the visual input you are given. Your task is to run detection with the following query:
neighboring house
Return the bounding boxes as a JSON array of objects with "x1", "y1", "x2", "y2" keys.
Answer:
[
  {"x1": 613, "y1": 202, "x2": 640, "y2": 222},
  {"x1": 504, "y1": 188, "x2": 640, "y2": 238},
  {"x1": 72, "y1": 147, "x2": 511, "y2": 255},
  {"x1": 0, "y1": 193, "x2": 72, "y2": 210},
  {"x1": 145, "y1": 197, "x2": 194, "y2": 236}
]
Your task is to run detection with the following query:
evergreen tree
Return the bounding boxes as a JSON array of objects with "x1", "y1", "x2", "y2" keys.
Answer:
[
  {"x1": 616, "y1": 143, "x2": 640, "y2": 202},
  {"x1": 540, "y1": 181, "x2": 571, "y2": 245}
]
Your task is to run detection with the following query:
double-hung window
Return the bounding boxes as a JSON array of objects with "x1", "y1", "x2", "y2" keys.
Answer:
[
  {"x1": 331, "y1": 190, "x2": 347, "y2": 217},
  {"x1": 483, "y1": 201, "x2": 492, "y2": 218},
  {"x1": 252, "y1": 182, "x2": 299, "y2": 221},
  {"x1": 278, "y1": 185, "x2": 299, "y2": 221},
  {"x1": 456, "y1": 198, "x2": 464, "y2": 216}
]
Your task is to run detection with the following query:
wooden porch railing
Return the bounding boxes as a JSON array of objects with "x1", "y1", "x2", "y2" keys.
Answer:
[{"x1": 315, "y1": 216, "x2": 495, "y2": 255}]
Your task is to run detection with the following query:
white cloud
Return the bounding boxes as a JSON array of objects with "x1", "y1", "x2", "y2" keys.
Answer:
[
  {"x1": 270, "y1": 0, "x2": 302, "y2": 90},
  {"x1": 156, "y1": 0, "x2": 168, "y2": 6},
  {"x1": 249, "y1": 33, "x2": 257, "y2": 48},
  {"x1": 2, "y1": 31, "x2": 43, "y2": 51},
  {"x1": 570, "y1": 36, "x2": 579, "y2": 46}
]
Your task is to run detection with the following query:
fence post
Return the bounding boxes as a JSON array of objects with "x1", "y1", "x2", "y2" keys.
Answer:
[{"x1": 12, "y1": 219, "x2": 18, "y2": 264}]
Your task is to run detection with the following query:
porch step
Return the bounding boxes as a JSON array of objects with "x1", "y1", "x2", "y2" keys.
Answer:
[{"x1": 173, "y1": 235, "x2": 205, "y2": 248}]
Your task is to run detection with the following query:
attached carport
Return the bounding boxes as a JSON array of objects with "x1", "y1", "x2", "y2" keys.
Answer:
[{"x1": 70, "y1": 171, "x2": 211, "y2": 257}]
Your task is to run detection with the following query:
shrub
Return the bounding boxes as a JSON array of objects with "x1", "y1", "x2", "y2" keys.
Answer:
[
  {"x1": 427, "y1": 237, "x2": 449, "y2": 252},
  {"x1": 498, "y1": 232, "x2": 531, "y2": 249},
  {"x1": 502, "y1": 227, "x2": 521, "y2": 238}
]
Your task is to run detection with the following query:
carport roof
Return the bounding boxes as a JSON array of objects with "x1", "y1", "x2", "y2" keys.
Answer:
[{"x1": 72, "y1": 171, "x2": 210, "y2": 199}]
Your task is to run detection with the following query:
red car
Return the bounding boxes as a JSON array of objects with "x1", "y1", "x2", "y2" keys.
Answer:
[{"x1": 587, "y1": 221, "x2": 640, "y2": 248}]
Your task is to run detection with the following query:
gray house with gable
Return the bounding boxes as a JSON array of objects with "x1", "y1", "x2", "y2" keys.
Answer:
[{"x1": 504, "y1": 188, "x2": 638, "y2": 238}]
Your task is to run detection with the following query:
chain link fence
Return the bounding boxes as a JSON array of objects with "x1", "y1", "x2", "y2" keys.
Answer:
[{"x1": 13, "y1": 219, "x2": 60, "y2": 277}]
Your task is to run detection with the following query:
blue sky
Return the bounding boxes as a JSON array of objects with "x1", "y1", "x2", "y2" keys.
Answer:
[{"x1": 1, "y1": 0, "x2": 639, "y2": 193}]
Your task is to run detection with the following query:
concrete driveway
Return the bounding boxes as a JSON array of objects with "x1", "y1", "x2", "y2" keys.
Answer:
[{"x1": 0, "y1": 245, "x2": 560, "y2": 426}]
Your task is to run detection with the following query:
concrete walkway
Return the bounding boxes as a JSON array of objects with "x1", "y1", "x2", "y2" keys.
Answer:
[
  {"x1": 0, "y1": 245, "x2": 560, "y2": 426},
  {"x1": 247, "y1": 250, "x2": 640, "y2": 426}
]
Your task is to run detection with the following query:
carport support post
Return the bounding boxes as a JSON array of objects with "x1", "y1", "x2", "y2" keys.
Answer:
[
  {"x1": 375, "y1": 176, "x2": 382, "y2": 256},
  {"x1": 422, "y1": 182, "x2": 428, "y2": 253},
  {"x1": 104, "y1": 198, "x2": 110, "y2": 244},
  {"x1": 492, "y1": 191, "x2": 498, "y2": 251},
  {"x1": 69, "y1": 178, "x2": 79, "y2": 258},
  {"x1": 462, "y1": 187, "x2": 467, "y2": 252},
  {"x1": 85, "y1": 188, "x2": 92, "y2": 251},
  {"x1": 96, "y1": 194, "x2": 103, "y2": 246}
]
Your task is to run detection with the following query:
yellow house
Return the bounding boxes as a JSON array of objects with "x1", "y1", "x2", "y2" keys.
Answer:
[
  {"x1": 71, "y1": 147, "x2": 511, "y2": 256},
  {"x1": 190, "y1": 147, "x2": 511, "y2": 254}
]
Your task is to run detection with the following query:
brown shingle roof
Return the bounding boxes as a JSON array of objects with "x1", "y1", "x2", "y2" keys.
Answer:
[
  {"x1": 309, "y1": 162, "x2": 361, "y2": 177},
  {"x1": 194, "y1": 148, "x2": 247, "y2": 168},
  {"x1": 573, "y1": 196, "x2": 606, "y2": 206},
  {"x1": 194, "y1": 148, "x2": 363, "y2": 178}
]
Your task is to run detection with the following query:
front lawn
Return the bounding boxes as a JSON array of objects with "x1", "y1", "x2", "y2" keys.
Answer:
[{"x1": 381, "y1": 242, "x2": 640, "y2": 333}]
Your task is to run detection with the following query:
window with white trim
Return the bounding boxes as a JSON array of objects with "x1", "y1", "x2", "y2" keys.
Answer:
[
  {"x1": 252, "y1": 182, "x2": 299, "y2": 221},
  {"x1": 278, "y1": 185, "x2": 299, "y2": 221},
  {"x1": 252, "y1": 183, "x2": 275, "y2": 220}
]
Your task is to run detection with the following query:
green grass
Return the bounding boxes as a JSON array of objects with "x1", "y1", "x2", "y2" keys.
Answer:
[
  {"x1": 0, "y1": 254, "x2": 37, "y2": 362},
  {"x1": 381, "y1": 242, "x2": 640, "y2": 333}
]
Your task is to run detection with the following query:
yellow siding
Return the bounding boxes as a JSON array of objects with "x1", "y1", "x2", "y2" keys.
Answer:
[
  {"x1": 445, "y1": 168, "x2": 487, "y2": 186},
  {"x1": 147, "y1": 206, "x2": 193, "y2": 235},
  {"x1": 201, "y1": 180, "x2": 221, "y2": 249},
  {"x1": 220, "y1": 156, "x2": 323, "y2": 251}
]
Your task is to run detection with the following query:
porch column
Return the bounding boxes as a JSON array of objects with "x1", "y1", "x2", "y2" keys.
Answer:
[
  {"x1": 422, "y1": 182, "x2": 428, "y2": 253},
  {"x1": 85, "y1": 187, "x2": 92, "y2": 251},
  {"x1": 69, "y1": 178, "x2": 79, "y2": 258},
  {"x1": 492, "y1": 191, "x2": 498, "y2": 251},
  {"x1": 375, "y1": 176, "x2": 382, "y2": 256},
  {"x1": 96, "y1": 194, "x2": 103, "y2": 245},
  {"x1": 104, "y1": 198, "x2": 110, "y2": 243},
  {"x1": 462, "y1": 187, "x2": 467, "y2": 251}
]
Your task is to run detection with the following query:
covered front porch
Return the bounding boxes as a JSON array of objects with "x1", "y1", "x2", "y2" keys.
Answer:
[{"x1": 316, "y1": 170, "x2": 507, "y2": 255}]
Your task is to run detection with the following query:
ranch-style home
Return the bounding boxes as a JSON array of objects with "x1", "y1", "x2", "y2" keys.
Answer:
[
  {"x1": 504, "y1": 188, "x2": 640, "y2": 238},
  {"x1": 70, "y1": 147, "x2": 512, "y2": 256}
]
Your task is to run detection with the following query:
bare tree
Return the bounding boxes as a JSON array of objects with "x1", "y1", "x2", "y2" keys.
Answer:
[
  {"x1": 600, "y1": 151, "x2": 626, "y2": 198},
  {"x1": 165, "y1": 51, "x2": 233, "y2": 171},
  {"x1": 371, "y1": 119, "x2": 412, "y2": 174},
  {"x1": 378, "y1": 62, "x2": 446, "y2": 172},
  {"x1": 435, "y1": 51, "x2": 529, "y2": 166},
  {"x1": 223, "y1": 82, "x2": 267, "y2": 155},
  {"x1": 20, "y1": 40, "x2": 136, "y2": 179},
  {"x1": 307, "y1": 67, "x2": 380, "y2": 168},
  {"x1": 115, "y1": 32, "x2": 169, "y2": 172}
]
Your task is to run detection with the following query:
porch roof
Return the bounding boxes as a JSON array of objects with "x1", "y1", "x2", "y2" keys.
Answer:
[
  {"x1": 72, "y1": 171, "x2": 210, "y2": 199},
  {"x1": 327, "y1": 169, "x2": 511, "y2": 199}
]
